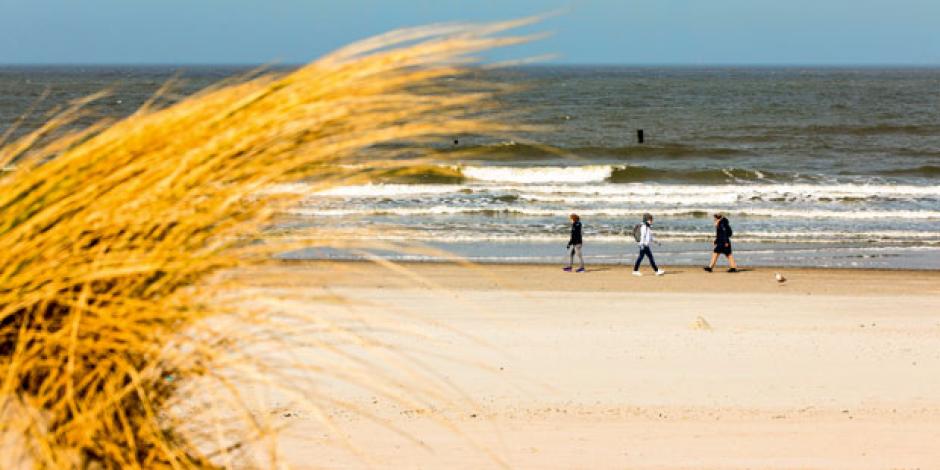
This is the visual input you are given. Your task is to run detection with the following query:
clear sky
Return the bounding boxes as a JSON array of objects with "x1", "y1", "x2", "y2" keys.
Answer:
[{"x1": 1, "y1": 0, "x2": 939, "y2": 65}]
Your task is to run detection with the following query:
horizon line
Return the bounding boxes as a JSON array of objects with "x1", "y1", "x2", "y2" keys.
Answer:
[{"x1": 3, "y1": 62, "x2": 940, "y2": 69}]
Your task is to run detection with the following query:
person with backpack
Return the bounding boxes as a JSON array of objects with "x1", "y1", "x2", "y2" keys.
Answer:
[
  {"x1": 563, "y1": 213, "x2": 585, "y2": 272},
  {"x1": 704, "y1": 213, "x2": 738, "y2": 273},
  {"x1": 632, "y1": 213, "x2": 665, "y2": 276}
]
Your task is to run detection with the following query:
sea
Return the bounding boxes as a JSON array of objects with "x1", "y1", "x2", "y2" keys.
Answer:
[{"x1": 2, "y1": 65, "x2": 940, "y2": 269}]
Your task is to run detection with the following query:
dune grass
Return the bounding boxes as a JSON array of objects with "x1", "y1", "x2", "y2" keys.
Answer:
[{"x1": 0, "y1": 18, "x2": 537, "y2": 468}]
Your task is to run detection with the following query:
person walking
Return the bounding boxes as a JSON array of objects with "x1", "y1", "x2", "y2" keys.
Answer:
[
  {"x1": 704, "y1": 213, "x2": 738, "y2": 273},
  {"x1": 564, "y1": 213, "x2": 585, "y2": 272},
  {"x1": 633, "y1": 213, "x2": 665, "y2": 276}
]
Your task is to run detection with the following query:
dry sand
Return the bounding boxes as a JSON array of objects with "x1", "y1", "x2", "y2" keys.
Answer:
[{"x1": 239, "y1": 262, "x2": 940, "y2": 469}]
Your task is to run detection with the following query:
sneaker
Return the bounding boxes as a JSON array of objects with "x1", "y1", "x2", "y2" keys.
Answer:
[
  {"x1": 703, "y1": 267, "x2": 713, "y2": 272},
  {"x1": 656, "y1": 270, "x2": 665, "y2": 276},
  {"x1": 728, "y1": 268, "x2": 738, "y2": 273},
  {"x1": 563, "y1": 267, "x2": 572, "y2": 272},
  {"x1": 632, "y1": 271, "x2": 642, "y2": 277},
  {"x1": 576, "y1": 267, "x2": 585, "y2": 273}
]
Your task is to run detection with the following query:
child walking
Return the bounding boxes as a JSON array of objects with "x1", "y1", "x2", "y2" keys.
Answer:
[
  {"x1": 633, "y1": 213, "x2": 665, "y2": 276},
  {"x1": 564, "y1": 213, "x2": 585, "y2": 272}
]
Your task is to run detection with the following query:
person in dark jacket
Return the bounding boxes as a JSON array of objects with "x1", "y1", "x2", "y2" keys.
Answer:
[
  {"x1": 564, "y1": 213, "x2": 585, "y2": 272},
  {"x1": 704, "y1": 213, "x2": 738, "y2": 272}
]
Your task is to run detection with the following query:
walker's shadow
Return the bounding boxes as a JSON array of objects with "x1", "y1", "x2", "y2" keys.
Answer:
[{"x1": 707, "y1": 267, "x2": 756, "y2": 273}]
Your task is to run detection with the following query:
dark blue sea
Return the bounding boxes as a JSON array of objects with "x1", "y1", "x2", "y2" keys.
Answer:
[{"x1": 3, "y1": 66, "x2": 940, "y2": 268}]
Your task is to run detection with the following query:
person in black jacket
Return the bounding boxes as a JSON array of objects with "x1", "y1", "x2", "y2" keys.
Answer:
[
  {"x1": 704, "y1": 213, "x2": 738, "y2": 273},
  {"x1": 563, "y1": 213, "x2": 585, "y2": 272}
]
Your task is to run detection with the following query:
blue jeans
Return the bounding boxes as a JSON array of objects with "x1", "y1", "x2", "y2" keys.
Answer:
[{"x1": 634, "y1": 245, "x2": 659, "y2": 272}]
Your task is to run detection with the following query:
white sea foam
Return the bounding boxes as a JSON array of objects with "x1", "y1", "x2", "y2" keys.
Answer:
[
  {"x1": 461, "y1": 165, "x2": 615, "y2": 184},
  {"x1": 292, "y1": 205, "x2": 940, "y2": 220},
  {"x1": 517, "y1": 192, "x2": 742, "y2": 205},
  {"x1": 307, "y1": 181, "x2": 940, "y2": 200},
  {"x1": 284, "y1": 229, "x2": 940, "y2": 245},
  {"x1": 516, "y1": 182, "x2": 940, "y2": 198},
  {"x1": 459, "y1": 165, "x2": 767, "y2": 184}
]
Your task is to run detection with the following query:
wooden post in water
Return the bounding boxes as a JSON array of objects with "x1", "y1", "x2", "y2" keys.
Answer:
[{"x1": 637, "y1": 129, "x2": 645, "y2": 144}]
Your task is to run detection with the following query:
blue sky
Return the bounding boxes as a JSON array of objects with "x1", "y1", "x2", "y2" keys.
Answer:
[{"x1": 1, "y1": 0, "x2": 938, "y2": 65}]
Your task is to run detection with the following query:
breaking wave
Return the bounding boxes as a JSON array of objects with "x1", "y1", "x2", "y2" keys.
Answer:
[
  {"x1": 294, "y1": 206, "x2": 940, "y2": 220},
  {"x1": 462, "y1": 165, "x2": 775, "y2": 184},
  {"x1": 441, "y1": 142, "x2": 746, "y2": 161}
]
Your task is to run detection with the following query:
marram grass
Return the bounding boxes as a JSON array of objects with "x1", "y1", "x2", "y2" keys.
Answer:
[{"x1": 0, "y1": 19, "x2": 536, "y2": 468}]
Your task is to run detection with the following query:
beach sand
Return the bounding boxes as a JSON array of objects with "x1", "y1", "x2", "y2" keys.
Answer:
[{"x1": 238, "y1": 262, "x2": 940, "y2": 469}]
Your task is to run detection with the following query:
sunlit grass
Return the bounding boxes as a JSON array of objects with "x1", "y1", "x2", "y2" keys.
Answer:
[{"x1": 0, "y1": 18, "x2": 538, "y2": 468}]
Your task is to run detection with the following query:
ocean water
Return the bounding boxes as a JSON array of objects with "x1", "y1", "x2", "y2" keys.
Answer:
[{"x1": 3, "y1": 66, "x2": 940, "y2": 269}]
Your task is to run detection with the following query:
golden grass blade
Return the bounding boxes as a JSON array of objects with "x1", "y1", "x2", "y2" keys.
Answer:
[{"x1": 0, "y1": 17, "x2": 541, "y2": 468}]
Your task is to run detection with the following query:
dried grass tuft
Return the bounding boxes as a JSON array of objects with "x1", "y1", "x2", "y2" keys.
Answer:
[{"x1": 0, "y1": 18, "x2": 537, "y2": 468}]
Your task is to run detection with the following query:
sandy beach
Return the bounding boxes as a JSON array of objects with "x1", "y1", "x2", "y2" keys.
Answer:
[
  {"x1": 231, "y1": 262, "x2": 940, "y2": 469},
  {"x1": 7, "y1": 5, "x2": 940, "y2": 467}
]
